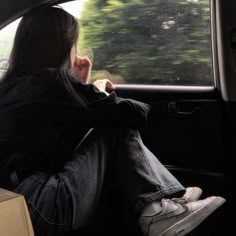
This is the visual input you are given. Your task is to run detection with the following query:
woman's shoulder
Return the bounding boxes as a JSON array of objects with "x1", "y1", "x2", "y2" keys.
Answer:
[
  {"x1": 31, "y1": 68, "x2": 59, "y2": 82},
  {"x1": 1, "y1": 68, "x2": 59, "y2": 85},
  {"x1": 0, "y1": 68, "x2": 69, "y2": 99}
]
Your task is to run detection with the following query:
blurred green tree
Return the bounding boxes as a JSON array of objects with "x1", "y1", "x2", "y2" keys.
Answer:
[{"x1": 79, "y1": 0, "x2": 212, "y2": 85}]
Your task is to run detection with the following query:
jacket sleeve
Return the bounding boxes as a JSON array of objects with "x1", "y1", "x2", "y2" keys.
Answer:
[{"x1": 73, "y1": 82, "x2": 151, "y2": 129}]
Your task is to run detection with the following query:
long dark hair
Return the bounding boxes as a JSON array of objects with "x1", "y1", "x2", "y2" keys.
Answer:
[{"x1": 3, "y1": 6, "x2": 87, "y2": 108}]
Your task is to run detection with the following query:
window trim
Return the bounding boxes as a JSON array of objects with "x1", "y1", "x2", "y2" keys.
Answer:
[{"x1": 115, "y1": 84, "x2": 215, "y2": 93}]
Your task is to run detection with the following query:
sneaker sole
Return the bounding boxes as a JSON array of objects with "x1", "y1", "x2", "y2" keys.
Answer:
[{"x1": 160, "y1": 196, "x2": 226, "y2": 236}]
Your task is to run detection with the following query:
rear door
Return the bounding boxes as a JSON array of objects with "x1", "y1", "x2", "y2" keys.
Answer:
[{"x1": 76, "y1": 0, "x2": 231, "y2": 235}]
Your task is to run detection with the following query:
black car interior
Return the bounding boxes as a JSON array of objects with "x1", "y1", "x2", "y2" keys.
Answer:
[{"x1": 0, "y1": 0, "x2": 235, "y2": 235}]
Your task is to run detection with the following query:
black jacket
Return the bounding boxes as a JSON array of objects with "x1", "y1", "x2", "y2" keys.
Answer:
[{"x1": 0, "y1": 69, "x2": 151, "y2": 173}]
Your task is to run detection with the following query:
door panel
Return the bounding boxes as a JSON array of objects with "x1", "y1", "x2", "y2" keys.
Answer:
[
  {"x1": 116, "y1": 86, "x2": 232, "y2": 235},
  {"x1": 116, "y1": 87, "x2": 225, "y2": 171},
  {"x1": 144, "y1": 100, "x2": 225, "y2": 171}
]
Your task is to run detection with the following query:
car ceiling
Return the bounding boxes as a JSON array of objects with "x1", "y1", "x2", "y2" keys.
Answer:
[{"x1": 0, "y1": 0, "x2": 73, "y2": 29}]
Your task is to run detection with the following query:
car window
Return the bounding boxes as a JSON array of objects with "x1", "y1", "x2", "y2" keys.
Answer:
[
  {"x1": 0, "y1": 0, "x2": 212, "y2": 86},
  {"x1": 0, "y1": 19, "x2": 20, "y2": 78}
]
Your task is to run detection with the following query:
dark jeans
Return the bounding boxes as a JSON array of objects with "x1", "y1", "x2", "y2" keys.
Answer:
[{"x1": 15, "y1": 129, "x2": 185, "y2": 236}]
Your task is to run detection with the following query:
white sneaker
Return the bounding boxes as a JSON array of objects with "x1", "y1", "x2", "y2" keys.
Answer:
[
  {"x1": 172, "y1": 187, "x2": 203, "y2": 204},
  {"x1": 139, "y1": 196, "x2": 225, "y2": 236}
]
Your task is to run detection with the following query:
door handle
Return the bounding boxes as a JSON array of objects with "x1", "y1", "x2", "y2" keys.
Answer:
[{"x1": 168, "y1": 102, "x2": 200, "y2": 115}]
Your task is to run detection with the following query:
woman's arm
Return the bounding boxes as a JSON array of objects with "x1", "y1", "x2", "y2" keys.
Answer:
[
  {"x1": 72, "y1": 82, "x2": 151, "y2": 129},
  {"x1": 71, "y1": 56, "x2": 151, "y2": 128}
]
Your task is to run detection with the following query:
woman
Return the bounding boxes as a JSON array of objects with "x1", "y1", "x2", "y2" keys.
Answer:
[{"x1": 0, "y1": 6, "x2": 225, "y2": 236}]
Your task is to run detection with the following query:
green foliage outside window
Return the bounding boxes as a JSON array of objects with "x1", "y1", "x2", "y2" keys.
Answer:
[
  {"x1": 0, "y1": 0, "x2": 212, "y2": 85},
  {"x1": 78, "y1": 0, "x2": 212, "y2": 85}
]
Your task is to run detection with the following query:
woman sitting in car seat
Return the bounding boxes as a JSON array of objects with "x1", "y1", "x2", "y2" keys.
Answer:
[{"x1": 0, "y1": 6, "x2": 225, "y2": 236}]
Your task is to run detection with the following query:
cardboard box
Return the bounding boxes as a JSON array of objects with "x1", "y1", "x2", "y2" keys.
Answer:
[{"x1": 0, "y1": 188, "x2": 34, "y2": 236}]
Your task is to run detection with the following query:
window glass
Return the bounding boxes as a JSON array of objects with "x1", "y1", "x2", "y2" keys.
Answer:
[
  {"x1": 0, "y1": 19, "x2": 20, "y2": 77},
  {"x1": 0, "y1": 0, "x2": 212, "y2": 86},
  {"x1": 76, "y1": 0, "x2": 213, "y2": 85}
]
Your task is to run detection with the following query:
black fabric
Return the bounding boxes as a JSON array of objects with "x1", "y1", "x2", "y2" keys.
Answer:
[
  {"x1": 0, "y1": 68, "x2": 151, "y2": 175},
  {"x1": 14, "y1": 129, "x2": 184, "y2": 236}
]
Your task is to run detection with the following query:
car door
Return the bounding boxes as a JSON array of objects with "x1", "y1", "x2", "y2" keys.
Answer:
[
  {"x1": 0, "y1": 0, "x2": 233, "y2": 235},
  {"x1": 76, "y1": 0, "x2": 231, "y2": 235}
]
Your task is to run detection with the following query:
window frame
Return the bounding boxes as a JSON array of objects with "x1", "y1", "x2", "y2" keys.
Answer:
[{"x1": 0, "y1": 0, "x2": 217, "y2": 92}]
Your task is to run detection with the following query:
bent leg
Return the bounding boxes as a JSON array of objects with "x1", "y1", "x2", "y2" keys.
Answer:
[
  {"x1": 60, "y1": 128, "x2": 185, "y2": 228},
  {"x1": 112, "y1": 129, "x2": 185, "y2": 213},
  {"x1": 15, "y1": 128, "x2": 184, "y2": 235}
]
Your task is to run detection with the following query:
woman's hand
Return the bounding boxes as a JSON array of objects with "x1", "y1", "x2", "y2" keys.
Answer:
[
  {"x1": 72, "y1": 56, "x2": 92, "y2": 84},
  {"x1": 93, "y1": 79, "x2": 115, "y2": 95}
]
